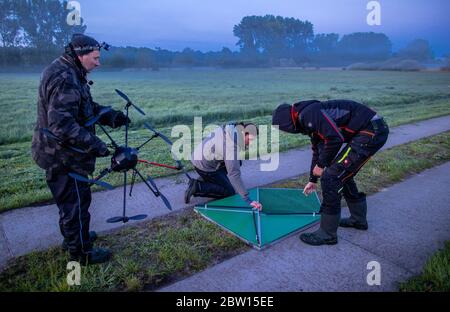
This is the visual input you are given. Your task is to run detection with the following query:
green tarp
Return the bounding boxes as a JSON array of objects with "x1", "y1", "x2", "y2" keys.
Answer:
[{"x1": 194, "y1": 188, "x2": 321, "y2": 249}]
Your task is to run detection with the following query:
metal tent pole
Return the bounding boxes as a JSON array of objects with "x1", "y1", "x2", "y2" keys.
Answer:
[{"x1": 256, "y1": 187, "x2": 262, "y2": 248}]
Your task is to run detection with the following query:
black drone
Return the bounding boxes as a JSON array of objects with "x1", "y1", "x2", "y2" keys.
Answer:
[{"x1": 43, "y1": 89, "x2": 191, "y2": 224}]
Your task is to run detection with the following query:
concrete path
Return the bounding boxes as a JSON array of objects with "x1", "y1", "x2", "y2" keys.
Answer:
[
  {"x1": 0, "y1": 115, "x2": 449, "y2": 269},
  {"x1": 160, "y1": 161, "x2": 450, "y2": 292}
]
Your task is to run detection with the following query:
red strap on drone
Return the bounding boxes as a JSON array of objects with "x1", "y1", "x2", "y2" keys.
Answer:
[{"x1": 138, "y1": 159, "x2": 179, "y2": 170}]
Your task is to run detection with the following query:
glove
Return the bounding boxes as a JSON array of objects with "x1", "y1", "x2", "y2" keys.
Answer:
[
  {"x1": 113, "y1": 112, "x2": 131, "y2": 128},
  {"x1": 96, "y1": 148, "x2": 110, "y2": 158},
  {"x1": 93, "y1": 142, "x2": 110, "y2": 158}
]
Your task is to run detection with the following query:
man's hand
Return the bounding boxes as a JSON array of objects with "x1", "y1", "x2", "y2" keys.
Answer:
[
  {"x1": 303, "y1": 182, "x2": 317, "y2": 196},
  {"x1": 250, "y1": 201, "x2": 263, "y2": 211},
  {"x1": 313, "y1": 165, "x2": 324, "y2": 177},
  {"x1": 93, "y1": 142, "x2": 110, "y2": 158},
  {"x1": 113, "y1": 112, "x2": 131, "y2": 128},
  {"x1": 96, "y1": 147, "x2": 110, "y2": 158}
]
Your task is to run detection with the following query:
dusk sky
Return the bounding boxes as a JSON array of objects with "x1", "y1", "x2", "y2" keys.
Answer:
[{"x1": 77, "y1": 0, "x2": 450, "y2": 56}]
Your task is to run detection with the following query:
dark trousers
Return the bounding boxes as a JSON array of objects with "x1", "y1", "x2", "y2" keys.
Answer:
[
  {"x1": 46, "y1": 172, "x2": 93, "y2": 256},
  {"x1": 320, "y1": 118, "x2": 389, "y2": 215},
  {"x1": 193, "y1": 167, "x2": 236, "y2": 199}
]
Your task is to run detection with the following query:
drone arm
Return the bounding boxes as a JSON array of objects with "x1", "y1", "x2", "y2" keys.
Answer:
[
  {"x1": 134, "y1": 169, "x2": 159, "y2": 196},
  {"x1": 134, "y1": 169, "x2": 173, "y2": 211},
  {"x1": 129, "y1": 171, "x2": 137, "y2": 197},
  {"x1": 97, "y1": 124, "x2": 119, "y2": 149},
  {"x1": 136, "y1": 134, "x2": 157, "y2": 150}
]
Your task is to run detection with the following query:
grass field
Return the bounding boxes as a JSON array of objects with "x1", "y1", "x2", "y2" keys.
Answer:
[
  {"x1": 1, "y1": 131, "x2": 449, "y2": 292},
  {"x1": 1, "y1": 68, "x2": 450, "y2": 211}
]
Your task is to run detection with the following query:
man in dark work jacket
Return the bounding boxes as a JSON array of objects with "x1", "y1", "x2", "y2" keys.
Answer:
[{"x1": 272, "y1": 100, "x2": 389, "y2": 246}]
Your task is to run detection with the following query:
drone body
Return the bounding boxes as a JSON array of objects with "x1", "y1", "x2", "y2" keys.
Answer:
[{"x1": 111, "y1": 147, "x2": 138, "y2": 172}]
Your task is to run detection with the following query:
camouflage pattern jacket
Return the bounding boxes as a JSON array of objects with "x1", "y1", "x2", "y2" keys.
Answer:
[{"x1": 32, "y1": 53, "x2": 122, "y2": 177}]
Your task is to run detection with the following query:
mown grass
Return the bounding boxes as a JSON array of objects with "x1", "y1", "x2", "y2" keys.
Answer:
[
  {"x1": 1, "y1": 69, "x2": 450, "y2": 212},
  {"x1": 0, "y1": 131, "x2": 449, "y2": 292},
  {"x1": 2, "y1": 69, "x2": 450, "y2": 145},
  {"x1": 399, "y1": 241, "x2": 450, "y2": 292}
]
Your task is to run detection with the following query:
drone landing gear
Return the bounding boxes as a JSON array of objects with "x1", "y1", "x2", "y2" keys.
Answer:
[{"x1": 106, "y1": 172, "x2": 148, "y2": 224}]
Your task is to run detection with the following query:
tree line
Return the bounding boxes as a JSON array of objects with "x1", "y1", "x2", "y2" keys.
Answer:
[
  {"x1": 0, "y1": 1, "x2": 435, "y2": 69},
  {"x1": 0, "y1": 0, "x2": 85, "y2": 66}
]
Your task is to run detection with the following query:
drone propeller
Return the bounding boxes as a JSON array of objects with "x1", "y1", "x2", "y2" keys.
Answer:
[
  {"x1": 85, "y1": 107, "x2": 113, "y2": 127},
  {"x1": 41, "y1": 128, "x2": 88, "y2": 154},
  {"x1": 115, "y1": 89, "x2": 146, "y2": 116},
  {"x1": 146, "y1": 174, "x2": 158, "y2": 189},
  {"x1": 130, "y1": 169, "x2": 172, "y2": 211},
  {"x1": 68, "y1": 172, "x2": 114, "y2": 190},
  {"x1": 144, "y1": 122, "x2": 173, "y2": 146},
  {"x1": 107, "y1": 171, "x2": 148, "y2": 224},
  {"x1": 114, "y1": 88, "x2": 132, "y2": 103},
  {"x1": 106, "y1": 214, "x2": 148, "y2": 223},
  {"x1": 146, "y1": 174, "x2": 172, "y2": 211},
  {"x1": 159, "y1": 193, "x2": 172, "y2": 211}
]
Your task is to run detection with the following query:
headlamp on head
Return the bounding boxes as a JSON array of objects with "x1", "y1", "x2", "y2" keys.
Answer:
[
  {"x1": 66, "y1": 34, "x2": 111, "y2": 56},
  {"x1": 99, "y1": 42, "x2": 110, "y2": 51},
  {"x1": 72, "y1": 42, "x2": 110, "y2": 54}
]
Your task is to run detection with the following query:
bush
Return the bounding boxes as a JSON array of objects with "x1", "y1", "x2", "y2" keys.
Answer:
[{"x1": 347, "y1": 58, "x2": 424, "y2": 71}]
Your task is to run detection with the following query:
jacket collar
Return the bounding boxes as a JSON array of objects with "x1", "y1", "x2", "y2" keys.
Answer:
[{"x1": 60, "y1": 53, "x2": 88, "y2": 83}]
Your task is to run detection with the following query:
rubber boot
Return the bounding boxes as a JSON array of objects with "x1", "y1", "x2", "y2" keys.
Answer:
[
  {"x1": 340, "y1": 193, "x2": 368, "y2": 230},
  {"x1": 184, "y1": 179, "x2": 198, "y2": 204},
  {"x1": 62, "y1": 231, "x2": 97, "y2": 251},
  {"x1": 300, "y1": 213, "x2": 339, "y2": 246}
]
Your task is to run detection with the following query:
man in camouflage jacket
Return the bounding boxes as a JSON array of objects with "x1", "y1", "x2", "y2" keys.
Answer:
[{"x1": 32, "y1": 34, "x2": 129, "y2": 265}]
